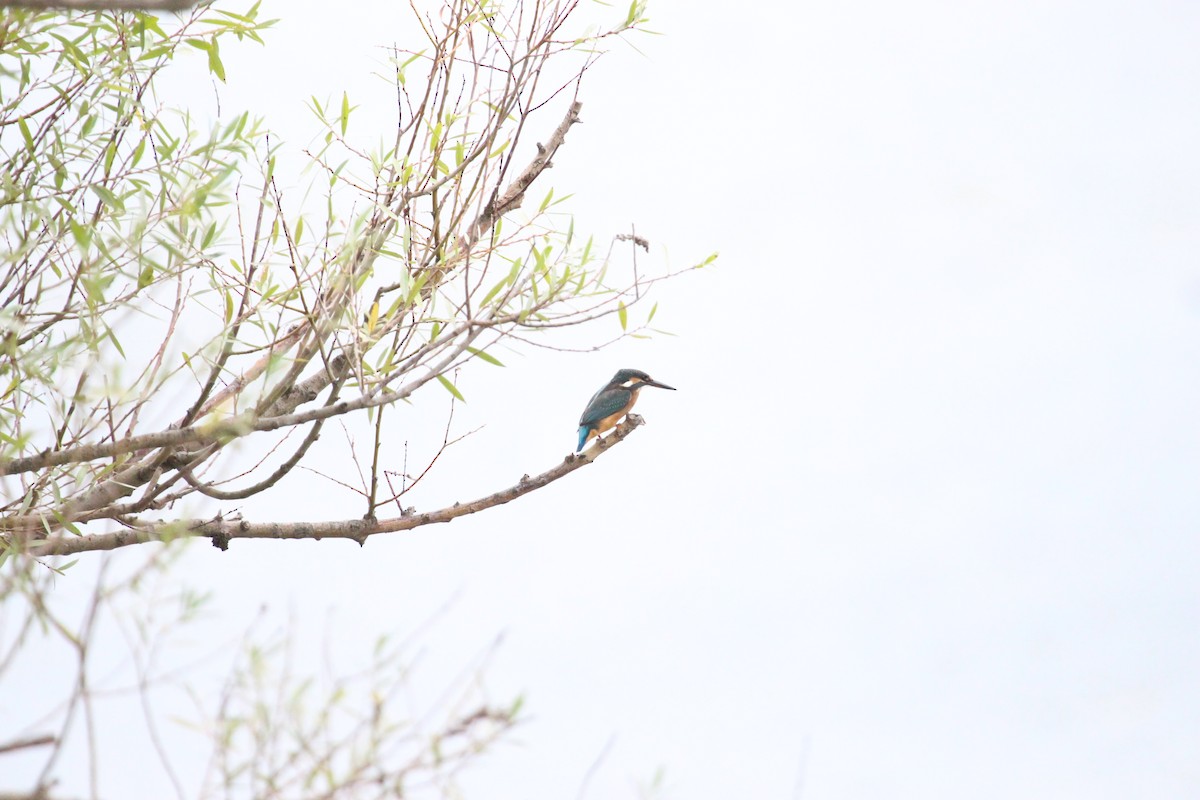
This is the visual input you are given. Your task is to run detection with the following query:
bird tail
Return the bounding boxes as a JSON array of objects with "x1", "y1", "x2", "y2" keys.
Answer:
[{"x1": 576, "y1": 426, "x2": 589, "y2": 452}]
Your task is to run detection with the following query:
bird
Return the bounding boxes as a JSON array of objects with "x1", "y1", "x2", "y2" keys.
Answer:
[{"x1": 576, "y1": 368, "x2": 676, "y2": 452}]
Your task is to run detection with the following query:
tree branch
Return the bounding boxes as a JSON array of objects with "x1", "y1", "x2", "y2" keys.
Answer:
[
  {"x1": 463, "y1": 100, "x2": 582, "y2": 249},
  {"x1": 0, "y1": 101, "x2": 586, "y2": 482},
  {"x1": 25, "y1": 415, "x2": 651, "y2": 557},
  {"x1": 0, "y1": 0, "x2": 197, "y2": 8},
  {"x1": 0, "y1": 735, "x2": 55, "y2": 755}
]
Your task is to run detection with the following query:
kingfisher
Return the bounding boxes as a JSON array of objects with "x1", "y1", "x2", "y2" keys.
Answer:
[{"x1": 576, "y1": 368, "x2": 676, "y2": 452}]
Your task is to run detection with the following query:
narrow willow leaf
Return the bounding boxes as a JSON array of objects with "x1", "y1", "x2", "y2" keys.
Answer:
[
  {"x1": 17, "y1": 118, "x2": 33, "y2": 153},
  {"x1": 617, "y1": 301, "x2": 628, "y2": 331},
  {"x1": 105, "y1": 325, "x2": 126, "y2": 359},
  {"x1": 207, "y1": 35, "x2": 226, "y2": 81},
  {"x1": 384, "y1": 294, "x2": 407, "y2": 320},
  {"x1": 90, "y1": 184, "x2": 124, "y2": 214},
  {"x1": 406, "y1": 272, "x2": 429, "y2": 304},
  {"x1": 69, "y1": 220, "x2": 92, "y2": 251},
  {"x1": 624, "y1": 0, "x2": 641, "y2": 26},
  {"x1": 436, "y1": 374, "x2": 465, "y2": 402},
  {"x1": 479, "y1": 275, "x2": 508, "y2": 307},
  {"x1": 467, "y1": 347, "x2": 504, "y2": 367}
]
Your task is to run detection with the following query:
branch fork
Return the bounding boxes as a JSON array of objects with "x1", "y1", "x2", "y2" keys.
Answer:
[{"x1": 24, "y1": 414, "x2": 648, "y2": 557}]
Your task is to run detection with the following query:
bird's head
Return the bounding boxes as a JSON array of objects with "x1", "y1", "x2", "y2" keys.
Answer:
[{"x1": 609, "y1": 368, "x2": 676, "y2": 392}]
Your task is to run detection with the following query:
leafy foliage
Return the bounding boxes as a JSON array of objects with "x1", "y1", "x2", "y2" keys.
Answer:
[
  {"x1": 0, "y1": 2, "x2": 701, "y2": 797},
  {"x1": 0, "y1": 0, "x2": 688, "y2": 556}
]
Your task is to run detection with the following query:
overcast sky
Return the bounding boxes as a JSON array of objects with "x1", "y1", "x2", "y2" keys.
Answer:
[{"x1": 9, "y1": 1, "x2": 1200, "y2": 798}]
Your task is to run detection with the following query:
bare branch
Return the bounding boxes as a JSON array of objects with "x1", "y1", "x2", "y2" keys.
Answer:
[
  {"x1": 462, "y1": 100, "x2": 583, "y2": 248},
  {"x1": 0, "y1": 735, "x2": 56, "y2": 755},
  {"x1": 26, "y1": 415, "x2": 652, "y2": 557}
]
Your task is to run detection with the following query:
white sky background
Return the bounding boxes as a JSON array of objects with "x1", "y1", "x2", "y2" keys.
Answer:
[{"x1": 7, "y1": 0, "x2": 1200, "y2": 798}]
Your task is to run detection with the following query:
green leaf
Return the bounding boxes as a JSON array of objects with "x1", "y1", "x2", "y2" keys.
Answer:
[
  {"x1": 17, "y1": 117, "x2": 34, "y2": 154},
  {"x1": 479, "y1": 274, "x2": 508, "y2": 307},
  {"x1": 538, "y1": 187, "x2": 554, "y2": 212},
  {"x1": 436, "y1": 374, "x2": 465, "y2": 402},
  {"x1": 105, "y1": 325, "x2": 126, "y2": 359},
  {"x1": 617, "y1": 301, "x2": 627, "y2": 331},
  {"x1": 467, "y1": 346, "x2": 504, "y2": 367},
  {"x1": 340, "y1": 91, "x2": 350, "y2": 136},
  {"x1": 202, "y1": 222, "x2": 218, "y2": 249},
  {"x1": 406, "y1": 270, "x2": 429, "y2": 304},
  {"x1": 90, "y1": 184, "x2": 124, "y2": 214},
  {"x1": 50, "y1": 33, "x2": 89, "y2": 69},
  {"x1": 207, "y1": 35, "x2": 226, "y2": 82},
  {"x1": 69, "y1": 220, "x2": 92, "y2": 251},
  {"x1": 395, "y1": 50, "x2": 423, "y2": 87},
  {"x1": 646, "y1": 302, "x2": 658, "y2": 323}
]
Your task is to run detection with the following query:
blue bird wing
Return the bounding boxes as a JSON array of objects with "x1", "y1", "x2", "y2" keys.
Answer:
[{"x1": 578, "y1": 386, "x2": 632, "y2": 428}]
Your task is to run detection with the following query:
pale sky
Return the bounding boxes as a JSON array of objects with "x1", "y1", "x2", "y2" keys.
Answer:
[{"x1": 6, "y1": 1, "x2": 1200, "y2": 798}]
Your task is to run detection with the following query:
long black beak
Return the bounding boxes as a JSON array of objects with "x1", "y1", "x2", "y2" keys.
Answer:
[{"x1": 644, "y1": 379, "x2": 676, "y2": 391}]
